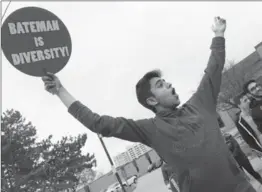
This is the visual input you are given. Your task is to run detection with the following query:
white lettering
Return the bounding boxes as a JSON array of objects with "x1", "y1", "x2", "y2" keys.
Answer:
[
  {"x1": 34, "y1": 37, "x2": 44, "y2": 47},
  {"x1": 31, "y1": 51, "x2": 38, "y2": 62},
  {"x1": 7, "y1": 20, "x2": 60, "y2": 35},
  {"x1": 59, "y1": 47, "x2": 66, "y2": 57},
  {"x1": 11, "y1": 54, "x2": 20, "y2": 65},
  {"x1": 46, "y1": 20, "x2": 54, "y2": 31},
  {"x1": 44, "y1": 49, "x2": 51, "y2": 60},
  {"x1": 16, "y1": 22, "x2": 25, "y2": 34},
  {"x1": 65, "y1": 46, "x2": 69, "y2": 56},
  {"x1": 36, "y1": 50, "x2": 45, "y2": 61},
  {"x1": 53, "y1": 47, "x2": 60, "y2": 57},
  {"x1": 29, "y1": 21, "x2": 37, "y2": 33},
  {"x1": 10, "y1": 46, "x2": 69, "y2": 65},
  {"x1": 36, "y1": 21, "x2": 47, "y2": 32},
  {"x1": 8, "y1": 23, "x2": 17, "y2": 35},
  {"x1": 22, "y1": 52, "x2": 31, "y2": 63},
  {"x1": 21, "y1": 22, "x2": 30, "y2": 33},
  {"x1": 52, "y1": 20, "x2": 59, "y2": 30}
]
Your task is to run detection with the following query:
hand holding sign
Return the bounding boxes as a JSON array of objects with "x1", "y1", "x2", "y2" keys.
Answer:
[
  {"x1": 42, "y1": 72, "x2": 62, "y2": 95},
  {"x1": 1, "y1": 7, "x2": 72, "y2": 77}
]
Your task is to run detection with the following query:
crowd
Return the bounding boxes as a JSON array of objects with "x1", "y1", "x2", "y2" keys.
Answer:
[{"x1": 235, "y1": 80, "x2": 262, "y2": 153}]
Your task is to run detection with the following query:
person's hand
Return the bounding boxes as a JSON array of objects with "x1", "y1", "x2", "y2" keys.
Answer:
[
  {"x1": 167, "y1": 183, "x2": 171, "y2": 190},
  {"x1": 41, "y1": 72, "x2": 63, "y2": 95},
  {"x1": 212, "y1": 16, "x2": 226, "y2": 37}
]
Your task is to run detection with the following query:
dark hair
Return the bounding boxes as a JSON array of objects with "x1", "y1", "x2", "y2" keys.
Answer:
[
  {"x1": 136, "y1": 70, "x2": 162, "y2": 112},
  {"x1": 243, "y1": 79, "x2": 256, "y2": 93},
  {"x1": 233, "y1": 92, "x2": 246, "y2": 106}
]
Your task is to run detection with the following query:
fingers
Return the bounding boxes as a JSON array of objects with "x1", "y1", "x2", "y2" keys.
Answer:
[
  {"x1": 42, "y1": 72, "x2": 57, "y2": 94},
  {"x1": 214, "y1": 16, "x2": 221, "y2": 23},
  {"x1": 44, "y1": 82, "x2": 56, "y2": 90},
  {"x1": 46, "y1": 72, "x2": 56, "y2": 78},
  {"x1": 45, "y1": 84, "x2": 57, "y2": 95},
  {"x1": 214, "y1": 16, "x2": 226, "y2": 24},
  {"x1": 220, "y1": 18, "x2": 226, "y2": 24},
  {"x1": 45, "y1": 81, "x2": 56, "y2": 87},
  {"x1": 42, "y1": 76, "x2": 53, "y2": 81},
  {"x1": 41, "y1": 72, "x2": 56, "y2": 82}
]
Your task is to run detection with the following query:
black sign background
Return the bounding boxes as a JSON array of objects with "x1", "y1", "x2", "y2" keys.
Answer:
[{"x1": 1, "y1": 7, "x2": 72, "y2": 77}]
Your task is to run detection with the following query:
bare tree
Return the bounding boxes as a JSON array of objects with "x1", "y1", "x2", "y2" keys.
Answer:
[{"x1": 217, "y1": 60, "x2": 253, "y2": 110}]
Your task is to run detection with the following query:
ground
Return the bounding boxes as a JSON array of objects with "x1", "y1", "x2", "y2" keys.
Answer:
[{"x1": 133, "y1": 157, "x2": 262, "y2": 192}]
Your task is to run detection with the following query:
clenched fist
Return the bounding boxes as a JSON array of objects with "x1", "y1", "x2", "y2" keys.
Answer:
[{"x1": 212, "y1": 16, "x2": 226, "y2": 36}]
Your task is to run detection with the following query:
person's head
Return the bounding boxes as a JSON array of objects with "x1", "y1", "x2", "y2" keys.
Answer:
[
  {"x1": 233, "y1": 92, "x2": 251, "y2": 111},
  {"x1": 136, "y1": 70, "x2": 180, "y2": 113},
  {"x1": 243, "y1": 80, "x2": 262, "y2": 99}
]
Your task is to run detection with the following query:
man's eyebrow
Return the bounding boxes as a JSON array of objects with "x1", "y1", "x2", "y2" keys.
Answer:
[{"x1": 155, "y1": 79, "x2": 162, "y2": 87}]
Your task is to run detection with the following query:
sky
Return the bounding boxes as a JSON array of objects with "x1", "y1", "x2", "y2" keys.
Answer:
[{"x1": 2, "y1": 1, "x2": 262, "y2": 173}]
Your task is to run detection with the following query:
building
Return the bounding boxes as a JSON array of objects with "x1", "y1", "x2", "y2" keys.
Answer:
[
  {"x1": 85, "y1": 149, "x2": 160, "y2": 192},
  {"x1": 126, "y1": 143, "x2": 151, "y2": 161},
  {"x1": 113, "y1": 143, "x2": 152, "y2": 167},
  {"x1": 113, "y1": 151, "x2": 131, "y2": 167},
  {"x1": 139, "y1": 143, "x2": 152, "y2": 154}
]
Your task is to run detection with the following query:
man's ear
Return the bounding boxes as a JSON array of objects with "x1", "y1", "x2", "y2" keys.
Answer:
[{"x1": 146, "y1": 96, "x2": 158, "y2": 107}]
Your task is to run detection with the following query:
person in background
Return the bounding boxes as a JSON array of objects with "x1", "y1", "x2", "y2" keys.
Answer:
[
  {"x1": 161, "y1": 162, "x2": 180, "y2": 192},
  {"x1": 234, "y1": 93, "x2": 262, "y2": 153},
  {"x1": 243, "y1": 80, "x2": 262, "y2": 132},
  {"x1": 222, "y1": 132, "x2": 262, "y2": 184}
]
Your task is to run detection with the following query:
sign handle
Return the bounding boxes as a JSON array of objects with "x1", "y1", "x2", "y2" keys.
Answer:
[
  {"x1": 97, "y1": 134, "x2": 127, "y2": 192},
  {"x1": 42, "y1": 68, "x2": 47, "y2": 75},
  {"x1": 42, "y1": 68, "x2": 54, "y2": 81}
]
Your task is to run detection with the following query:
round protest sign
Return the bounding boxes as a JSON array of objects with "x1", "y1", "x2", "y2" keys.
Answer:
[{"x1": 1, "y1": 7, "x2": 72, "y2": 77}]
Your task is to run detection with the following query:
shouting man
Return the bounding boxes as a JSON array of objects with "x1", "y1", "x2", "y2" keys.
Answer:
[{"x1": 42, "y1": 17, "x2": 256, "y2": 192}]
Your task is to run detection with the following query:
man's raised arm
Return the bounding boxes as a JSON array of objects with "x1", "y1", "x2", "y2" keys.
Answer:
[
  {"x1": 189, "y1": 17, "x2": 226, "y2": 112},
  {"x1": 42, "y1": 73, "x2": 152, "y2": 146}
]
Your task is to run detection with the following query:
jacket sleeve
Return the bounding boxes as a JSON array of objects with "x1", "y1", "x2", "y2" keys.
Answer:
[
  {"x1": 189, "y1": 37, "x2": 226, "y2": 112},
  {"x1": 68, "y1": 101, "x2": 152, "y2": 146}
]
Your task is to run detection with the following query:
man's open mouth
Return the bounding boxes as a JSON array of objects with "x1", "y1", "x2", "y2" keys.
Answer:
[{"x1": 172, "y1": 88, "x2": 176, "y2": 95}]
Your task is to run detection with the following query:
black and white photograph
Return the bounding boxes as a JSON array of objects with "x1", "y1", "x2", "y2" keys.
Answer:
[{"x1": 1, "y1": 1, "x2": 262, "y2": 192}]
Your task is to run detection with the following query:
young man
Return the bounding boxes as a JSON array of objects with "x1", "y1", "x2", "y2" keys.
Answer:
[
  {"x1": 223, "y1": 132, "x2": 262, "y2": 184},
  {"x1": 234, "y1": 93, "x2": 262, "y2": 153},
  {"x1": 42, "y1": 17, "x2": 256, "y2": 192},
  {"x1": 243, "y1": 80, "x2": 262, "y2": 132}
]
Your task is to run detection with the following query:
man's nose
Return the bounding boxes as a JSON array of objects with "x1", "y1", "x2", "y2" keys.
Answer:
[{"x1": 166, "y1": 82, "x2": 172, "y2": 88}]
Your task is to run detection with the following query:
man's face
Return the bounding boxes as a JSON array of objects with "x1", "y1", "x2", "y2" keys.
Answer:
[
  {"x1": 238, "y1": 95, "x2": 251, "y2": 110},
  {"x1": 247, "y1": 82, "x2": 262, "y2": 98},
  {"x1": 147, "y1": 77, "x2": 180, "y2": 109}
]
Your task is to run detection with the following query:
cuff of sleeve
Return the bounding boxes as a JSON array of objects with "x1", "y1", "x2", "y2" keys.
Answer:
[
  {"x1": 210, "y1": 36, "x2": 225, "y2": 49},
  {"x1": 68, "y1": 101, "x2": 83, "y2": 116}
]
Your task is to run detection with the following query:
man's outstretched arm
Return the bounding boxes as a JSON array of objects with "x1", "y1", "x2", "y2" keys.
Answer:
[
  {"x1": 189, "y1": 17, "x2": 226, "y2": 112},
  {"x1": 42, "y1": 74, "x2": 152, "y2": 146}
]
